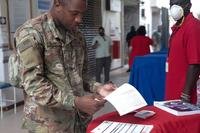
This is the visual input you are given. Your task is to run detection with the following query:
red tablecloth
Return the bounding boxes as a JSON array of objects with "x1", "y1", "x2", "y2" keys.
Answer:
[{"x1": 87, "y1": 106, "x2": 200, "y2": 133}]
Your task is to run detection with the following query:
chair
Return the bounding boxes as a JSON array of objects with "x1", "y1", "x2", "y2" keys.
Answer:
[{"x1": 0, "y1": 82, "x2": 16, "y2": 119}]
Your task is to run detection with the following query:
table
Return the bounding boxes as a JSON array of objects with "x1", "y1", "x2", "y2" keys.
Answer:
[
  {"x1": 129, "y1": 51, "x2": 167, "y2": 105},
  {"x1": 87, "y1": 106, "x2": 200, "y2": 133}
]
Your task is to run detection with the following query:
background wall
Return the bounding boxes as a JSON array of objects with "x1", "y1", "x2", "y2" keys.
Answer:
[
  {"x1": 139, "y1": 0, "x2": 152, "y2": 36},
  {"x1": 124, "y1": 5, "x2": 139, "y2": 38}
]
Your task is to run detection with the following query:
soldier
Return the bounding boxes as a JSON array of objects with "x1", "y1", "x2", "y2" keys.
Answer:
[{"x1": 14, "y1": 0, "x2": 116, "y2": 132}]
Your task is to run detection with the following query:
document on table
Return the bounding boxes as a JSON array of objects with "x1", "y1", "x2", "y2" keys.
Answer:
[
  {"x1": 91, "y1": 121, "x2": 153, "y2": 133},
  {"x1": 105, "y1": 83, "x2": 147, "y2": 116}
]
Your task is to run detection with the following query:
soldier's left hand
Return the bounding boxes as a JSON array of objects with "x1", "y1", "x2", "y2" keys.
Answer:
[
  {"x1": 74, "y1": 94, "x2": 106, "y2": 115},
  {"x1": 97, "y1": 82, "x2": 117, "y2": 97}
]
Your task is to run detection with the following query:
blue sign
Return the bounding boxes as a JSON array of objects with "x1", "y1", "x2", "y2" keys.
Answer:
[{"x1": 38, "y1": 0, "x2": 50, "y2": 10}]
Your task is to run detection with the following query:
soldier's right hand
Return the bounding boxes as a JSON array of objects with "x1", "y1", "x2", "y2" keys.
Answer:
[{"x1": 74, "y1": 95, "x2": 106, "y2": 115}]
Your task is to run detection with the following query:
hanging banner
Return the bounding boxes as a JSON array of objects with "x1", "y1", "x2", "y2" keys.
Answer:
[
  {"x1": 0, "y1": 25, "x2": 9, "y2": 44},
  {"x1": 0, "y1": 0, "x2": 9, "y2": 47}
]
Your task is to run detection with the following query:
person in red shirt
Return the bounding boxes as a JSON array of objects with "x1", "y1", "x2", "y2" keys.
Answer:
[
  {"x1": 166, "y1": 0, "x2": 200, "y2": 104},
  {"x1": 128, "y1": 26, "x2": 153, "y2": 70}
]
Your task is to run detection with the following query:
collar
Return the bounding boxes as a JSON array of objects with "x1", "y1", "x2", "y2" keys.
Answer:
[{"x1": 46, "y1": 13, "x2": 76, "y2": 44}]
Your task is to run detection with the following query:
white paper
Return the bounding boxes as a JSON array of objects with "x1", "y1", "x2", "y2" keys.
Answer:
[
  {"x1": 105, "y1": 83, "x2": 147, "y2": 116},
  {"x1": 118, "y1": 123, "x2": 133, "y2": 133},
  {"x1": 91, "y1": 121, "x2": 112, "y2": 133},
  {"x1": 165, "y1": 61, "x2": 168, "y2": 72},
  {"x1": 91, "y1": 121, "x2": 153, "y2": 133},
  {"x1": 133, "y1": 125, "x2": 145, "y2": 133},
  {"x1": 126, "y1": 125, "x2": 137, "y2": 133}
]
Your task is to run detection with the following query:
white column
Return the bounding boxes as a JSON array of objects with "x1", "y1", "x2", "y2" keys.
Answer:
[{"x1": 0, "y1": 0, "x2": 10, "y2": 82}]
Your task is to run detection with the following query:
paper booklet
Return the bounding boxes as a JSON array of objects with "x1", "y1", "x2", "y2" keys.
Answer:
[
  {"x1": 91, "y1": 121, "x2": 153, "y2": 133},
  {"x1": 104, "y1": 83, "x2": 147, "y2": 116},
  {"x1": 154, "y1": 99, "x2": 200, "y2": 116}
]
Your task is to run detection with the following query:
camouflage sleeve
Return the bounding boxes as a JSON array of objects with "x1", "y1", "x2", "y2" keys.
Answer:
[
  {"x1": 81, "y1": 36, "x2": 102, "y2": 92},
  {"x1": 15, "y1": 28, "x2": 75, "y2": 110}
]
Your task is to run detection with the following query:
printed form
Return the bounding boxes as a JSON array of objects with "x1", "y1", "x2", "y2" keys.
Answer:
[
  {"x1": 91, "y1": 121, "x2": 153, "y2": 133},
  {"x1": 105, "y1": 83, "x2": 147, "y2": 116}
]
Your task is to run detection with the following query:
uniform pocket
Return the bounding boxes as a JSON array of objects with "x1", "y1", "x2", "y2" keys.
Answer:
[{"x1": 45, "y1": 42, "x2": 65, "y2": 76}]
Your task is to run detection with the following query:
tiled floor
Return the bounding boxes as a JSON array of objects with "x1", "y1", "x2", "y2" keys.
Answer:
[{"x1": 0, "y1": 66, "x2": 130, "y2": 133}]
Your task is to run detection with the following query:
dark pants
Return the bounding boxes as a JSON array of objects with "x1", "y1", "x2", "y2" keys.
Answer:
[{"x1": 96, "y1": 56, "x2": 111, "y2": 83}]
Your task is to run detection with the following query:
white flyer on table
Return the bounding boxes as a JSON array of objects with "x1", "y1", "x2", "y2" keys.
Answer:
[
  {"x1": 91, "y1": 121, "x2": 153, "y2": 133},
  {"x1": 105, "y1": 83, "x2": 147, "y2": 116}
]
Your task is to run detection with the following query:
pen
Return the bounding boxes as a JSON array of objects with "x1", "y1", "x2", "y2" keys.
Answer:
[{"x1": 94, "y1": 98, "x2": 101, "y2": 101}]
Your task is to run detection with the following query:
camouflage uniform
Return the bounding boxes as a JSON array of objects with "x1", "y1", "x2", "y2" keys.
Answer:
[{"x1": 15, "y1": 13, "x2": 100, "y2": 133}]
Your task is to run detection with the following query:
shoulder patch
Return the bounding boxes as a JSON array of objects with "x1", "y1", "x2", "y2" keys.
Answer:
[{"x1": 17, "y1": 38, "x2": 34, "y2": 53}]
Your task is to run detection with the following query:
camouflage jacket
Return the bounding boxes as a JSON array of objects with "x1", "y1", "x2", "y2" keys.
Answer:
[{"x1": 15, "y1": 13, "x2": 100, "y2": 133}]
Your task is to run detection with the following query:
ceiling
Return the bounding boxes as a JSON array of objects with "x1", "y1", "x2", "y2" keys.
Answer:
[{"x1": 124, "y1": 0, "x2": 140, "y2": 6}]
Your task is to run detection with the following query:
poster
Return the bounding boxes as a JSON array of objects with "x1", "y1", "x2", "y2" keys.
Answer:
[
  {"x1": 0, "y1": 25, "x2": 9, "y2": 44},
  {"x1": 0, "y1": 0, "x2": 9, "y2": 46},
  {"x1": 110, "y1": 0, "x2": 121, "y2": 12}
]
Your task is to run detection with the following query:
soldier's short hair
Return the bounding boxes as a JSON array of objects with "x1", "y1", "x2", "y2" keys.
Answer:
[
  {"x1": 51, "y1": 0, "x2": 87, "y2": 9},
  {"x1": 59, "y1": 0, "x2": 87, "y2": 6}
]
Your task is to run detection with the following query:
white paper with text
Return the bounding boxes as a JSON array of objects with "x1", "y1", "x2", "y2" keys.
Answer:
[
  {"x1": 91, "y1": 121, "x2": 153, "y2": 133},
  {"x1": 105, "y1": 83, "x2": 147, "y2": 116}
]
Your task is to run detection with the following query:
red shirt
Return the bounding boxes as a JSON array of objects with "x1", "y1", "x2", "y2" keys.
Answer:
[
  {"x1": 166, "y1": 13, "x2": 200, "y2": 103},
  {"x1": 129, "y1": 35, "x2": 153, "y2": 67}
]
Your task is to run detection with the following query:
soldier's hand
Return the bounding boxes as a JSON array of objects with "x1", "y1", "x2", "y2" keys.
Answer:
[
  {"x1": 97, "y1": 82, "x2": 117, "y2": 97},
  {"x1": 74, "y1": 94, "x2": 106, "y2": 115}
]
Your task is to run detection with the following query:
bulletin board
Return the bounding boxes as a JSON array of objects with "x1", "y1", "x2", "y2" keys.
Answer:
[{"x1": 0, "y1": 0, "x2": 9, "y2": 48}]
